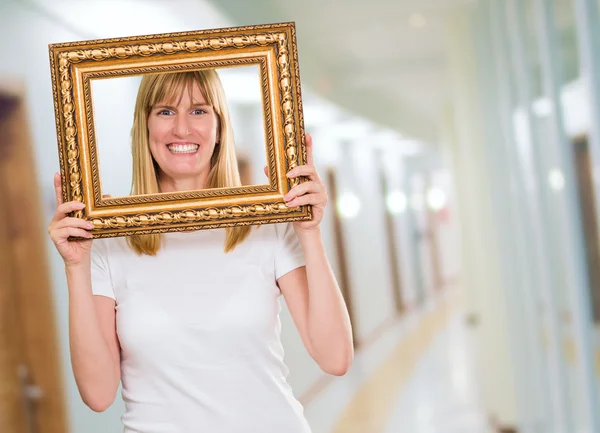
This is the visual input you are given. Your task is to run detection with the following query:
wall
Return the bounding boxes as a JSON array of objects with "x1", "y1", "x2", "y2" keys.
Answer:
[
  {"x1": 380, "y1": 153, "x2": 420, "y2": 308},
  {"x1": 443, "y1": 6, "x2": 520, "y2": 427},
  {"x1": 335, "y1": 141, "x2": 397, "y2": 340}
]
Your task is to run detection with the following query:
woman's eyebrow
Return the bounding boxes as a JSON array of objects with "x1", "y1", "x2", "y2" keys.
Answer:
[{"x1": 153, "y1": 103, "x2": 210, "y2": 110}]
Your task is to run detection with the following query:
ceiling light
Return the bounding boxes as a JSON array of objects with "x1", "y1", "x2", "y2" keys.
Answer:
[
  {"x1": 548, "y1": 169, "x2": 565, "y2": 191},
  {"x1": 427, "y1": 188, "x2": 447, "y2": 211},
  {"x1": 337, "y1": 193, "x2": 361, "y2": 219},
  {"x1": 532, "y1": 97, "x2": 553, "y2": 118},
  {"x1": 386, "y1": 191, "x2": 408, "y2": 215}
]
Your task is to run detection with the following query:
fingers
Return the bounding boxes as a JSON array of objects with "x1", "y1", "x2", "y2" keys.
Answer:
[
  {"x1": 49, "y1": 215, "x2": 93, "y2": 235},
  {"x1": 287, "y1": 164, "x2": 319, "y2": 181},
  {"x1": 51, "y1": 200, "x2": 85, "y2": 224},
  {"x1": 286, "y1": 193, "x2": 326, "y2": 208},
  {"x1": 54, "y1": 217, "x2": 94, "y2": 231},
  {"x1": 49, "y1": 217, "x2": 94, "y2": 243},
  {"x1": 284, "y1": 181, "x2": 327, "y2": 204},
  {"x1": 56, "y1": 200, "x2": 85, "y2": 217},
  {"x1": 52, "y1": 227, "x2": 93, "y2": 240},
  {"x1": 54, "y1": 173, "x2": 63, "y2": 206},
  {"x1": 305, "y1": 133, "x2": 314, "y2": 167},
  {"x1": 287, "y1": 134, "x2": 319, "y2": 181}
]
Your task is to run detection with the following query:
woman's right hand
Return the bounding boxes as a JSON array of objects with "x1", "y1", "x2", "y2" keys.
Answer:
[{"x1": 48, "y1": 173, "x2": 95, "y2": 267}]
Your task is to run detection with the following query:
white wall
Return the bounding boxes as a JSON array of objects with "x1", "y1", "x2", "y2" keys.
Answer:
[
  {"x1": 335, "y1": 141, "x2": 398, "y2": 340},
  {"x1": 380, "y1": 155, "x2": 420, "y2": 308},
  {"x1": 431, "y1": 169, "x2": 462, "y2": 283},
  {"x1": 443, "y1": 7, "x2": 519, "y2": 426},
  {"x1": 92, "y1": 76, "x2": 140, "y2": 197}
]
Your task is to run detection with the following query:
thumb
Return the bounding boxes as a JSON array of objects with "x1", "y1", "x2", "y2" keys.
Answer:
[
  {"x1": 263, "y1": 166, "x2": 268, "y2": 178},
  {"x1": 54, "y1": 172, "x2": 63, "y2": 206}
]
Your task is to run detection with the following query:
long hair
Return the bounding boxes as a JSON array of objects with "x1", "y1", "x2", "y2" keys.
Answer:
[{"x1": 127, "y1": 70, "x2": 251, "y2": 255}]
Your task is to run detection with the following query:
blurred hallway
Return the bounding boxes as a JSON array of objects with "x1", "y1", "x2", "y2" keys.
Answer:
[
  {"x1": 381, "y1": 311, "x2": 489, "y2": 433},
  {"x1": 2, "y1": 0, "x2": 600, "y2": 432},
  {"x1": 301, "y1": 288, "x2": 491, "y2": 433}
]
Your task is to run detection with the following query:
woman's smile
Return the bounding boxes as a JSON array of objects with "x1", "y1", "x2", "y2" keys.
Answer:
[{"x1": 167, "y1": 142, "x2": 200, "y2": 155}]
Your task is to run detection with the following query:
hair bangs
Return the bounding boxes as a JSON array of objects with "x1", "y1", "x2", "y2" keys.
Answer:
[{"x1": 147, "y1": 71, "x2": 216, "y2": 112}]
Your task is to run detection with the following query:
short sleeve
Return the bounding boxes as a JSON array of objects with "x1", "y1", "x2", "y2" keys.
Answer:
[
  {"x1": 90, "y1": 240, "x2": 116, "y2": 300},
  {"x1": 274, "y1": 223, "x2": 306, "y2": 280}
]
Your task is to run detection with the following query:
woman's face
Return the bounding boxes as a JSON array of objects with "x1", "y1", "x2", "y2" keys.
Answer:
[{"x1": 147, "y1": 82, "x2": 219, "y2": 184}]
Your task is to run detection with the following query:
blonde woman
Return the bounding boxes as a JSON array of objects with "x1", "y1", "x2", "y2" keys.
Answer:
[{"x1": 48, "y1": 70, "x2": 353, "y2": 433}]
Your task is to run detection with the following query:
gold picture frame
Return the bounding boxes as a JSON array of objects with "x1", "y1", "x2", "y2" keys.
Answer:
[{"x1": 48, "y1": 22, "x2": 311, "y2": 239}]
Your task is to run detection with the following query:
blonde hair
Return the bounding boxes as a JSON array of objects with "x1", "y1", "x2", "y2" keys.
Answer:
[{"x1": 127, "y1": 70, "x2": 251, "y2": 255}]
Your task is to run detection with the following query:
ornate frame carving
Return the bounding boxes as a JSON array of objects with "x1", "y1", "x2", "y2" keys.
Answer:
[{"x1": 48, "y1": 22, "x2": 310, "y2": 238}]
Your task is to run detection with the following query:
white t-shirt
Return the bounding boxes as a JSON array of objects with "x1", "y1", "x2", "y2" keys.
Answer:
[{"x1": 90, "y1": 223, "x2": 311, "y2": 433}]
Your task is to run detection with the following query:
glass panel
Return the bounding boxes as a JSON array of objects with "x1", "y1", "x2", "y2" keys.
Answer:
[
  {"x1": 524, "y1": 0, "x2": 545, "y2": 98},
  {"x1": 520, "y1": 0, "x2": 592, "y2": 430},
  {"x1": 554, "y1": 0, "x2": 581, "y2": 84}
]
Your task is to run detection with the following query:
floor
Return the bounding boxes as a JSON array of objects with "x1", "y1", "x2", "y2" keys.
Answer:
[
  {"x1": 382, "y1": 316, "x2": 490, "y2": 433},
  {"x1": 304, "y1": 294, "x2": 492, "y2": 433}
]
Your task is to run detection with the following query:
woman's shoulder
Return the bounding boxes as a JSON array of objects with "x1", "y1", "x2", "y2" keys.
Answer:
[
  {"x1": 249, "y1": 223, "x2": 300, "y2": 255},
  {"x1": 90, "y1": 236, "x2": 130, "y2": 259},
  {"x1": 272, "y1": 222, "x2": 296, "y2": 241},
  {"x1": 254, "y1": 222, "x2": 293, "y2": 240}
]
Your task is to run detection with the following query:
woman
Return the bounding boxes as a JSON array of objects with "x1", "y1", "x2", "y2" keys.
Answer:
[{"x1": 48, "y1": 69, "x2": 353, "y2": 433}]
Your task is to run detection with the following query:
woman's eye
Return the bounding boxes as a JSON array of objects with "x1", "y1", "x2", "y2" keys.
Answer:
[
  {"x1": 157, "y1": 109, "x2": 173, "y2": 116},
  {"x1": 191, "y1": 109, "x2": 206, "y2": 115}
]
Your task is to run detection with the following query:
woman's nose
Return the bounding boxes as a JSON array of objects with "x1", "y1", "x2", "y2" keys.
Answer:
[{"x1": 173, "y1": 114, "x2": 191, "y2": 137}]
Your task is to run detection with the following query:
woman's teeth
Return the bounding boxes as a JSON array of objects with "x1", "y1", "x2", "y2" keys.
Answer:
[{"x1": 167, "y1": 143, "x2": 199, "y2": 154}]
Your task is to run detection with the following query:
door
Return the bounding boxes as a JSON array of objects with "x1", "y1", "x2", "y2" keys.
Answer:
[
  {"x1": 572, "y1": 135, "x2": 600, "y2": 401},
  {"x1": 572, "y1": 135, "x2": 600, "y2": 323},
  {"x1": 0, "y1": 86, "x2": 68, "y2": 433},
  {"x1": 325, "y1": 167, "x2": 359, "y2": 347},
  {"x1": 375, "y1": 150, "x2": 404, "y2": 314}
]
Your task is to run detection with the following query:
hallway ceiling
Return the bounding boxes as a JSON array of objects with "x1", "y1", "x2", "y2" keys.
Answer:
[{"x1": 211, "y1": 0, "x2": 474, "y2": 144}]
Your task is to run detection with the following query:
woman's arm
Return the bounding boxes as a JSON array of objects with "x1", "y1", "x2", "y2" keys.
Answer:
[
  {"x1": 277, "y1": 133, "x2": 353, "y2": 375},
  {"x1": 66, "y1": 263, "x2": 121, "y2": 412},
  {"x1": 278, "y1": 228, "x2": 353, "y2": 376},
  {"x1": 48, "y1": 174, "x2": 121, "y2": 412}
]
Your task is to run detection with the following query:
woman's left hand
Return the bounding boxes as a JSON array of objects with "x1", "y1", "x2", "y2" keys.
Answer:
[{"x1": 284, "y1": 133, "x2": 327, "y2": 232}]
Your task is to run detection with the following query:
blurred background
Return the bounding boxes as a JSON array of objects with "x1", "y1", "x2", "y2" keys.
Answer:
[{"x1": 1, "y1": 0, "x2": 600, "y2": 432}]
